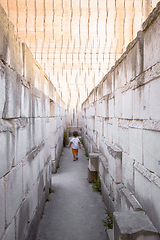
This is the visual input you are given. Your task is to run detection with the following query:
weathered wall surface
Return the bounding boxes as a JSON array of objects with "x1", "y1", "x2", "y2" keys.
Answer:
[
  {"x1": 0, "y1": 4, "x2": 66, "y2": 240},
  {"x1": 0, "y1": 0, "x2": 159, "y2": 129},
  {"x1": 82, "y1": 2, "x2": 160, "y2": 236}
]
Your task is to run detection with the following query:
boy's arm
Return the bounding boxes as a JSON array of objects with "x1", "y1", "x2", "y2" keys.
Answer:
[
  {"x1": 78, "y1": 142, "x2": 81, "y2": 149},
  {"x1": 69, "y1": 142, "x2": 72, "y2": 148}
]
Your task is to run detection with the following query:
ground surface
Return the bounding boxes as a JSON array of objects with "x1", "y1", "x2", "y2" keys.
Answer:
[{"x1": 36, "y1": 146, "x2": 108, "y2": 240}]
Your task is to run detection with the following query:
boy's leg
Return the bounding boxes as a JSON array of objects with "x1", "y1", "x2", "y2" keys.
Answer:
[
  {"x1": 76, "y1": 149, "x2": 78, "y2": 160},
  {"x1": 72, "y1": 149, "x2": 76, "y2": 161}
]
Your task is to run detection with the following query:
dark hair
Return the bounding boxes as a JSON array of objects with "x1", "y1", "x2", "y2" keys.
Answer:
[{"x1": 73, "y1": 131, "x2": 78, "y2": 137}]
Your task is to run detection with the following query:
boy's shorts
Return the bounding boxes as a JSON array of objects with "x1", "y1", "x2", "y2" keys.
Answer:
[{"x1": 72, "y1": 149, "x2": 78, "y2": 154}]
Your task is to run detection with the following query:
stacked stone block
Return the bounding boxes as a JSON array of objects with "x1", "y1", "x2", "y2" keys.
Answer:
[
  {"x1": 0, "y1": 4, "x2": 66, "y2": 240},
  {"x1": 82, "y1": 2, "x2": 160, "y2": 239}
]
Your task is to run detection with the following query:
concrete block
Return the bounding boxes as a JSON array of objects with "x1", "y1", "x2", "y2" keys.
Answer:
[
  {"x1": 106, "y1": 141, "x2": 122, "y2": 183},
  {"x1": 39, "y1": 148, "x2": 45, "y2": 172},
  {"x1": 29, "y1": 181, "x2": 38, "y2": 221},
  {"x1": 104, "y1": 119, "x2": 108, "y2": 139},
  {"x1": 100, "y1": 177, "x2": 115, "y2": 214},
  {"x1": 51, "y1": 159, "x2": 56, "y2": 173},
  {"x1": 23, "y1": 157, "x2": 32, "y2": 197},
  {"x1": 106, "y1": 229, "x2": 114, "y2": 240},
  {"x1": 34, "y1": 96, "x2": 39, "y2": 119},
  {"x1": 120, "y1": 61, "x2": 127, "y2": 87},
  {"x1": 120, "y1": 187, "x2": 142, "y2": 212},
  {"x1": 41, "y1": 117, "x2": 46, "y2": 140},
  {"x1": 8, "y1": 25, "x2": 23, "y2": 76},
  {"x1": 143, "y1": 15, "x2": 160, "y2": 71},
  {"x1": 29, "y1": 154, "x2": 41, "y2": 189},
  {"x1": 115, "y1": 89, "x2": 122, "y2": 118},
  {"x1": 50, "y1": 101, "x2": 55, "y2": 117},
  {"x1": 88, "y1": 153, "x2": 99, "y2": 171},
  {"x1": 150, "y1": 78, "x2": 160, "y2": 119},
  {"x1": 34, "y1": 118, "x2": 43, "y2": 146},
  {"x1": 104, "y1": 170, "x2": 112, "y2": 193},
  {"x1": 87, "y1": 166, "x2": 98, "y2": 183},
  {"x1": 125, "y1": 36, "x2": 143, "y2": 83},
  {"x1": 134, "y1": 161, "x2": 160, "y2": 233},
  {"x1": 5, "y1": 163, "x2": 23, "y2": 225},
  {"x1": 122, "y1": 89, "x2": 133, "y2": 119},
  {"x1": 114, "y1": 211, "x2": 159, "y2": 240},
  {"x1": 45, "y1": 137, "x2": 51, "y2": 161},
  {"x1": 129, "y1": 127, "x2": 142, "y2": 164},
  {"x1": 45, "y1": 118, "x2": 50, "y2": 140},
  {"x1": 119, "y1": 126, "x2": 129, "y2": 154},
  {"x1": 108, "y1": 97, "x2": 115, "y2": 118},
  {"x1": 99, "y1": 154, "x2": 108, "y2": 184},
  {"x1": 134, "y1": 167, "x2": 152, "y2": 218},
  {"x1": 28, "y1": 117, "x2": 45, "y2": 150},
  {"x1": 108, "y1": 123, "x2": 113, "y2": 143},
  {"x1": 112, "y1": 118, "x2": 119, "y2": 145},
  {"x1": 49, "y1": 118, "x2": 55, "y2": 133},
  {"x1": 4, "y1": 68, "x2": 21, "y2": 119},
  {"x1": 122, "y1": 153, "x2": 134, "y2": 191},
  {"x1": 15, "y1": 120, "x2": 29, "y2": 165},
  {"x1": 22, "y1": 43, "x2": 36, "y2": 86},
  {"x1": 44, "y1": 98, "x2": 50, "y2": 117},
  {"x1": 88, "y1": 104, "x2": 96, "y2": 117},
  {"x1": 21, "y1": 85, "x2": 30, "y2": 118},
  {"x1": 28, "y1": 118, "x2": 35, "y2": 150},
  {"x1": 31, "y1": 93, "x2": 42, "y2": 118},
  {"x1": 50, "y1": 133, "x2": 56, "y2": 148},
  {"x1": 143, "y1": 129, "x2": 160, "y2": 177},
  {"x1": 151, "y1": 182, "x2": 160, "y2": 233},
  {"x1": 0, "y1": 65, "x2": 5, "y2": 118},
  {"x1": 0, "y1": 178, "x2": 5, "y2": 239},
  {"x1": 115, "y1": 64, "x2": 122, "y2": 90},
  {"x1": 15, "y1": 198, "x2": 29, "y2": 240},
  {"x1": 0, "y1": 5, "x2": 10, "y2": 62},
  {"x1": 97, "y1": 82, "x2": 103, "y2": 100},
  {"x1": 23, "y1": 153, "x2": 40, "y2": 197},
  {"x1": 0, "y1": 131, "x2": 14, "y2": 178},
  {"x1": 37, "y1": 96, "x2": 43, "y2": 118},
  {"x1": 46, "y1": 161, "x2": 51, "y2": 184},
  {"x1": 103, "y1": 74, "x2": 112, "y2": 95},
  {"x1": 50, "y1": 147, "x2": 56, "y2": 161},
  {"x1": 38, "y1": 172, "x2": 45, "y2": 203},
  {"x1": 1, "y1": 219, "x2": 15, "y2": 240},
  {"x1": 133, "y1": 84, "x2": 150, "y2": 120},
  {"x1": 44, "y1": 77, "x2": 49, "y2": 96}
]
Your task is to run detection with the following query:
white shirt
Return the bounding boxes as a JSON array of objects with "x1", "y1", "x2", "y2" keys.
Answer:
[{"x1": 70, "y1": 137, "x2": 80, "y2": 149}]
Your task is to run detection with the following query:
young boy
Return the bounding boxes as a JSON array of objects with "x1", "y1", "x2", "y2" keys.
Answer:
[{"x1": 69, "y1": 131, "x2": 81, "y2": 161}]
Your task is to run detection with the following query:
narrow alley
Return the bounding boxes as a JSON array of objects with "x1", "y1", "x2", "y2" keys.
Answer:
[
  {"x1": 36, "y1": 146, "x2": 107, "y2": 240},
  {"x1": 1, "y1": 1, "x2": 160, "y2": 239}
]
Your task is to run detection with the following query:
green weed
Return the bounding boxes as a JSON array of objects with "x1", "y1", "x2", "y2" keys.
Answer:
[
  {"x1": 46, "y1": 196, "x2": 51, "y2": 202},
  {"x1": 49, "y1": 187, "x2": 54, "y2": 193},
  {"x1": 102, "y1": 208, "x2": 113, "y2": 230},
  {"x1": 92, "y1": 177, "x2": 101, "y2": 192}
]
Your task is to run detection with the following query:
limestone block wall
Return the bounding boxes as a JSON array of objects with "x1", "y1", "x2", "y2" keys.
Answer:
[
  {"x1": 0, "y1": 4, "x2": 66, "y2": 240},
  {"x1": 0, "y1": 0, "x2": 159, "y2": 128},
  {"x1": 82, "y1": 2, "x2": 160, "y2": 234}
]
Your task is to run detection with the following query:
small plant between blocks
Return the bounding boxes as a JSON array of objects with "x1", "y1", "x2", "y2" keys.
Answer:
[
  {"x1": 102, "y1": 208, "x2": 113, "y2": 230},
  {"x1": 49, "y1": 187, "x2": 54, "y2": 193},
  {"x1": 92, "y1": 176, "x2": 101, "y2": 193}
]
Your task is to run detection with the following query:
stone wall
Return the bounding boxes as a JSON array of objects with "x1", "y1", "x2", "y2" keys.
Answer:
[
  {"x1": 0, "y1": 4, "x2": 66, "y2": 240},
  {"x1": 1, "y1": 0, "x2": 159, "y2": 128},
  {"x1": 82, "y1": 2, "x2": 160, "y2": 236}
]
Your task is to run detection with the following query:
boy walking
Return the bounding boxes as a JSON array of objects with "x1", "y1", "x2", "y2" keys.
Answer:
[{"x1": 69, "y1": 131, "x2": 81, "y2": 161}]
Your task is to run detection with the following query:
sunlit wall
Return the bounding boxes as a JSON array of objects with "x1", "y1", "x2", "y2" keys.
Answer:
[{"x1": 0, "y1": 0, "x2": 158, "y2": 126}]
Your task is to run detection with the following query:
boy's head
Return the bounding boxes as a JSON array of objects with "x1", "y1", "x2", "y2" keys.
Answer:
[{"x1": 73, "y1": 131, "x2": 78, "y2": 137}]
